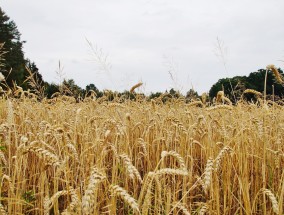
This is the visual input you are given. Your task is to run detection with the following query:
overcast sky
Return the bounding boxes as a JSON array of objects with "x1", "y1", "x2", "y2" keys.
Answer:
[{"x1": 1, "y1": 0, "x2": 284, "y2": 94}]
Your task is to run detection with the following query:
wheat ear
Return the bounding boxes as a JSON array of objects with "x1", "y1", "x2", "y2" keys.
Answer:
[
  {"x1": 243, "y1": 89, "x2": 262, "y2": 97},
  {"x1": 207, "y1": 105, "x2": 233, "y2": 111},
  {"x1": 119, "y1": 153, "x2": 142, "y2": 182},
  {"x1": 44, "y1": 190, "x2": 69, "y2": 215},
  {"x1": 141, "y1": 172, "x2": 162, "y2": 214},
  {"x1": 214, "y1": 146, "x2": 232, "y2": 171},
  {"x1": 141, "y1": 182, "x2": 153, "y2": 215},
  {"x1": 65, "y1": 134, "x2": 79, "y2": 162},
  {"x1": 82, "y1": 168, "x2": 106, "y2": 214},
  {"x1": 187, "y1": 101, "x2": 203, "y2": 107},
  {"x1": 109, "y1": 184, "x2": 140, "y2": 214},
  {"x1": 173, "y1": 202, "x2": 191, "y2": 215},
  {"x1": 25, "y1": 146, "x2": 60, "y2": 167},
  {"x1": 198, "y1": 204, "x2": 208, "y2": 215},
  {"x1": 161, "y1": 150, "x2": 186, "y2": 170},
  {"x1": 267, "y1": 64, "x2": 284, "y2": 85},
  {"x1": 202, "y1": 158, "x2": 214, "y2": 195},
  {"x1": 0, "y1": 150, "x2": 7, "y2": 166},
  {"x1": 262, "y1": 189, "x2": 279, "y2": 214},
  {"x1": 2, "y1": 174, "x2": 14, "y2": 195},
  {"x1": 216, "y1": 91, "x2": 224, "y2": 103},
  {"x1": 0, "y1": 203, "x2": 7, "y2": 215},
  {"x1": 137, "y1": 138, "x2": 147, "y2": 155},
  {"x1": 130, "y1": 82, "x2": 143, "y2": 94},
  {"x1": 62, "y1": 187, "x2": 80, "y2": 214},
  {"x1": 155, "y1": 168, "x2": 188, "y2": 176}
]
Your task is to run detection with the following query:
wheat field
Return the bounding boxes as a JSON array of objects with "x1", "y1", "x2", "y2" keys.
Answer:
[{"x1": 0, "y1": 94, "x2": 283, "y2": 215}]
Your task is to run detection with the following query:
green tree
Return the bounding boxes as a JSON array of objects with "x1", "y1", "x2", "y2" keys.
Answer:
[{"x1": 0, "y1": 7, "x2": 28, "y2": 87}]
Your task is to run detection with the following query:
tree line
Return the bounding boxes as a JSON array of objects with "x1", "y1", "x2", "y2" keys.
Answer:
[{"x1": 1, "y1": 7, "x2": 283, "y2": 102}]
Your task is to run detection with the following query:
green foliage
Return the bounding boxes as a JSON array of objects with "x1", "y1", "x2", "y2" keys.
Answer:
[{"x1": 22, "y1": 190, "x2": 36, "y2": 203}]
